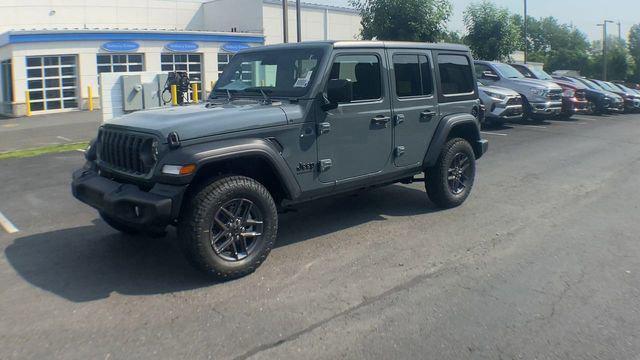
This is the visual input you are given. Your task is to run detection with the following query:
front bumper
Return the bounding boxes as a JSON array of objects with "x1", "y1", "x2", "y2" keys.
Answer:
[
  {"x1": 608, "y1": 102, "x2": 625, "y2": 113},
  {"x1": 487, "y1": 104, "x2": 523, "y2": 121},
  {"x1": 530, "y1": 100, "x2": 563, "y2": 115},
  {"x1": 72, "y1": 167, "x2": 186, "y2": 227},
  {"x1": 474, "y1": 139, "x2": 489, "y2": 160},
  {"x1": 562, "y1": 98, "x2": 590, "y2": 115}
]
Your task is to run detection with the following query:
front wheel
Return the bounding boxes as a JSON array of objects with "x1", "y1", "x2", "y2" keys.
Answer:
[
  {"x1": 425, "y1": 138, "x2": 476, "y2": 209},
  {"x1": 178, "y1": 176, "x2": 278, "y2": 279}
]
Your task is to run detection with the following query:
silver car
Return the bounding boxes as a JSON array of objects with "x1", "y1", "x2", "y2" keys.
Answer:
[
  {"x1": 478, "y1": 83, "x2": 523, "y2": 125},
  {"x1": 475, "y1": 61, "x2": 563, "y2": 120}
]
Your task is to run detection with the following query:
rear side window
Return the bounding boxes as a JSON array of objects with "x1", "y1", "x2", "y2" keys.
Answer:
[
  {"x1": 438, "y1": 54, "x2": 474, "y2": 96},
  {"x1": 393, "y1": 54, "x2": 433, "y2": 97},
  {"x1": 328, "y1": 54, "x2": 381, "y2": 101}
]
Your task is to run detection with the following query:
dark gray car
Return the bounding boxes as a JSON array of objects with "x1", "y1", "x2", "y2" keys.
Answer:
[{"x1": 72, "y1": 41, "x2": 488, "y2": 278}]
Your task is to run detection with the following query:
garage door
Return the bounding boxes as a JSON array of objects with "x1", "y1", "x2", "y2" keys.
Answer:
[{"x1": 26, "y1": 55, "x2": 78, "y2": 112}]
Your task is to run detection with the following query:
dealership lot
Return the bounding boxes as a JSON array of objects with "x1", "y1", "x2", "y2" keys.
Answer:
[{"x1": 1, "y1": 113, "x2": 640, "y2": 359}]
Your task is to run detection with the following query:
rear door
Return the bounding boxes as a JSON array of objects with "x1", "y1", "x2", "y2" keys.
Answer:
[
  {"x1": 388, "y1": 49, "x2": 439, "y2": 167},
  {"x1": 317, "y1": 50, "x2": 393, "y2": 183}
]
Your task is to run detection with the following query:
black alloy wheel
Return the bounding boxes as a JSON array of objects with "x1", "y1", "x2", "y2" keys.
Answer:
[{"x1": 211, "y1": 198, "x2": 264, "y2": 262}]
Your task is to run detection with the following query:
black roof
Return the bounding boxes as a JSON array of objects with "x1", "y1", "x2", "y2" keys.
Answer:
[{"x1": 241, "y1": 40, "x2": 470, "y2": 53}]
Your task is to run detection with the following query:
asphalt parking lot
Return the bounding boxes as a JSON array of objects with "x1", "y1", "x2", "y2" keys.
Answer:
[{"x1": 1, "y1": 113, "x2": 640, "y2": 359}]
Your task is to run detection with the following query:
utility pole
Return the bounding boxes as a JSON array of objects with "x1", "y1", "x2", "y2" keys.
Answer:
[
  {"x1": 296, "y1": 0, "x2": 302, "y2": 43},
  {"x1": 523, "y1": 0, "x2": 528, "y2": 63},
  {"x1": 282, "y1": 0, "x2": 289, "y2": 43}
]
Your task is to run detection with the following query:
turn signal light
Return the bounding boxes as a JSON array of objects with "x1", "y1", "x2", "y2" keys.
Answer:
[{"x1": 162, "y1": 164, "x2": 196, "y2": 176}]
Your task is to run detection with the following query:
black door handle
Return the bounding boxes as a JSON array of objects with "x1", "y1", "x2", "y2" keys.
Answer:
[
  {"x1": 420, "y1": 110, "x2": 436, "y2": 121},
  {"x1": 371, "y1": 116, "x2": 391, "y2": 127}
]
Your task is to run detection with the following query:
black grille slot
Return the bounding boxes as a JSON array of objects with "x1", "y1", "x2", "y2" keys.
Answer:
[
  {"x1": 506, "y1": 96, "x2": 522, "y2": 106},
  {"x1": 97, "y1": 128, "x2": 156, "y2": 176},
  {"x1": 548, "y1": 89, "x2": 563, "y2": 101}
]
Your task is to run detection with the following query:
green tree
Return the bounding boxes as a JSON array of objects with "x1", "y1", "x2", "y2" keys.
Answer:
[
  {"x1": 511, "y1": 15, "x2": 591, "y2": 73},
  {"x1": 463, "y1": 1, "x2": 521, "y2": 61},
  {"x1": 349, "y1": 0, "x2": 453, "y2": 42},
  {"x1": 586, "y1": 37, "x2": 633, "y2": 80},
  {"x1": 628, "y1": 24, "x2": 640, "y2": 81},
  {"x1": 441, "y1": 30, "x2": 464, "y2": 44}
]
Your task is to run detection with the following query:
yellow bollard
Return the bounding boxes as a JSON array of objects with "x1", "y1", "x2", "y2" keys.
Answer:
[
  {"x1": 171, "y1": 85, "x2": 178, "y2": 106},
  {"x1": 87, "y1": 86, "x2": 94, "y2": 112},
  {"x1": 25, "y1": 91, "x2": 31, "y2": 117},
  {"x1": 192, "y1": 83, "x2": 199, "y2": 103}
]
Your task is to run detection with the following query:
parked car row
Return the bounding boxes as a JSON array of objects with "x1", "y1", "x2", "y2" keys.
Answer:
[{"x1": 474, "y1": 60, "x2": 640, "y2": 126}]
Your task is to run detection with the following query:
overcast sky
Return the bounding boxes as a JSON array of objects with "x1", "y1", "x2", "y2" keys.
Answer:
[{"x1": 316, "y1": 0, "x2": 640, "y2": 41}]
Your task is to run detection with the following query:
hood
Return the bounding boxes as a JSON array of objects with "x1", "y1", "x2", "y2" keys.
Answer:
[
  {"x1": 105, "y1": 101, "x2": 289, "y2": 142},
  {"x1": 512, "y1": 77, "x2": 562, "y2": 90},
  {"x1": 478, "y1": 84, "x2": 519, "y2": 97}
]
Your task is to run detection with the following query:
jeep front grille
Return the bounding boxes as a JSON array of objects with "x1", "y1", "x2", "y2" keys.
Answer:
[{"x1": 97, "y1": 128, "x2": 157, "y2": 176}]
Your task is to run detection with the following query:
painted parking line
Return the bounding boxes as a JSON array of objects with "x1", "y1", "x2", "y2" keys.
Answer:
[
  {"x1": 0, "y1": 211, "x2": 19, "y2": 234},
  {"x1": 519, "y1": 124, "x2": 547, "y2": 129},
  {"x1": 57, "y1": 136, "x2": 72, "y2": 142},
  {"x1": 572, "y1": 117, "x2": 598, "y2": 122},
  {"x1": 481, "y1": 131, "x2": 508, "y2": 136}
]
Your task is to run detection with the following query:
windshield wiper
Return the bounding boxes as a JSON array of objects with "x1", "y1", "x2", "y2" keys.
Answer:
[{"x1": 243, "y1": 88, "x2": 274, "y2": 104}]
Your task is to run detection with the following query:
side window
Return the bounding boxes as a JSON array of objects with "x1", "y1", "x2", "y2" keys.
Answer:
[
  {"x1": 393, "y1": 54, "x2": 433, "y2": 98},
  {"x1": 474, "y1": 63, "x2": 497, "y2": 80},
  {"x1": 438, "y1": 54, "x2": 475, "y2": 96},
  {"x1": 329, "y1": 54, "x2": 381, "y2": 101},
  {"x1": 514, "y1": 65, "x2": 533, "y2": 78}
]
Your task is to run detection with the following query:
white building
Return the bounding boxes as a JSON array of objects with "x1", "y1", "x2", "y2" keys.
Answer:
[{"x1": 0, "y1": 0, "x2": 361, "y2": 117}]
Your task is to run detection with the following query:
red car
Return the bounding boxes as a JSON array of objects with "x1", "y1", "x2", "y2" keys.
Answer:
[{"x1": 511, "y1": 64, "x2": 589, "y2": 119}]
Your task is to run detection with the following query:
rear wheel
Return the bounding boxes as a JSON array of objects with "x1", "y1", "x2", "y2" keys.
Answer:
[
  {"x1": 425, "y1": 138, "x2": 476, "y2": 209},
  {"x1": 178, "y1": 176, "x2": 278, "y2": 279}
]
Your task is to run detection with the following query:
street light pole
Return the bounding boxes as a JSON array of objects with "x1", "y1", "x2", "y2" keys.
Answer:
[
  {"x1": 524, "y1": 0, "x2": 528, "y2": 63},
  {"x1": 617, "y1": 21, "x2": 622, "y2": 40},
  {"x1": 296, "y1": 0, "x2": 302, "y2": 43},
  {"x1": 283, "y1": 0, "x2": 289, "y2": 43},
  {"x1": 599, "y1": 20, "x2": 615, "y2": 80}
]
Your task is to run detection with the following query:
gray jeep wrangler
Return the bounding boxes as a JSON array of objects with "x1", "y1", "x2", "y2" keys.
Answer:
[{"x1": 72, "y1": 41, "x2": 488, "y2": 279}]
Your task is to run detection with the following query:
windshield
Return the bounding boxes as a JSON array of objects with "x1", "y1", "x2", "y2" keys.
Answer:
[
  {"x1": 595, "y1": 80, "x2": 617, "y2": 92},
  {"x1": 530, "y1": 68, "x2": 553, "y2": 80},
  {"x1": 578, "y1": 78, "x2": 602, "y2": 90},
  {"x1": 213, "y1": 48, "x2": 326, "y2": 99},
  {"x1": 494, "y1": 63, "x2": 524, "y2": 79}
]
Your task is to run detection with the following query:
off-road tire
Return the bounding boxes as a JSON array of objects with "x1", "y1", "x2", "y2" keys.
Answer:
[
  {"x1": 425, "y1": 138, "x2": 476, "y2": 209},
  {"x1": 100, "y1": 212, "x2": 141, "y2": 235},
  {"x1": 178, "y1": 175, "x2": 278, "y2": 280}
]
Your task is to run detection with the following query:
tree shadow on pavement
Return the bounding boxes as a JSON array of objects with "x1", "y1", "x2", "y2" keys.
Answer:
[{"x1": 5, "y1": 184, "x2": 439, "y2": 302}]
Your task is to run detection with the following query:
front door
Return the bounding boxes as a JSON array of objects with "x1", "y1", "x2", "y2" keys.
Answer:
[
  {"x1": 317, "y1": 50, "x2": 393, "y2": 183},
  {"x1": 388, "y1": 50, "x2": 439, "y2": 167}
]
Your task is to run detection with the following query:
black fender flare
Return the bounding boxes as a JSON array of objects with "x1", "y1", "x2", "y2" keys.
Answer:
[
  {"x1": 158, "y1": 138, "x2": 301, "y2": 199},
  {"x1": 423, "y1": 113, "x2": 485, "y2": 168}
]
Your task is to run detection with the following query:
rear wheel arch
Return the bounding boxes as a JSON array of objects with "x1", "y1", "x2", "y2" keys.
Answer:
[{"x1": 423, "y1": 114, "x2": 482, "y2": 168}]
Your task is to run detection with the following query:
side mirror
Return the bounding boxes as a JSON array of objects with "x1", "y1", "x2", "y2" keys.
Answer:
[
  {"x1": 322, "y1": 79, "x2": 353, "y2": 111},
  {"x1": 482, "y1": 71, "x2": 499, "y2": 80}
]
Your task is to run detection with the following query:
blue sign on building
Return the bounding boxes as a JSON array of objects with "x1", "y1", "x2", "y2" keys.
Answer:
[
  {"x1": 221, "y1": 43, "x2": 251, "y2": 53},
  {"x1": 165, "y1": 41, "x2": 200, "y2": 52},
  {"x1": 101, "y1": 41, "x2": 140, "y2": 52}
]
